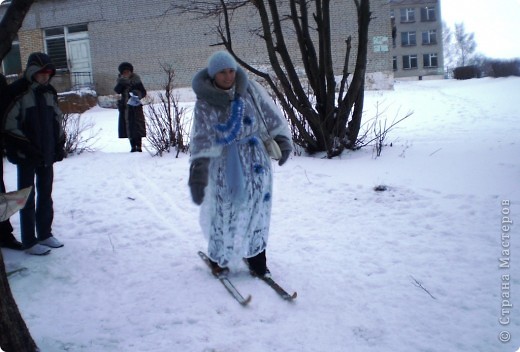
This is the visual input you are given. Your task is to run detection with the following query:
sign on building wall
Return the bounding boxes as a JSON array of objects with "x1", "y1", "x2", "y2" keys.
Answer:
[{"x1": 373, "y1": 36, "x2": 389, "y2": 52}]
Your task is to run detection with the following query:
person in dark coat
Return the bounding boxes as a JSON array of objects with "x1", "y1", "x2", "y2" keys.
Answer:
[
  {"x1": 114, "y1": 62, "x2": 147, "y2": 152},
  {"x1": 4, "y1": 52, "x2": 66, "y2": 255},
  {"x1": 0, "y1": 73, "x2": 23, "y2": 250}
]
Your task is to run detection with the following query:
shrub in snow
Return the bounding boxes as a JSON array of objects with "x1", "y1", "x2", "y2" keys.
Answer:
[
  {"x1": 453, "y1": 65, "x2": 481, "y2": 80},
  {"x1": 488, "y1": 59, "x2": 520, "y2": 77},
  {"x1": 62, "y1": 112, "x2": 100, "y2": 156},
  {"x1": 144, "y1": 64, "x2": 189, "y2": 157}
]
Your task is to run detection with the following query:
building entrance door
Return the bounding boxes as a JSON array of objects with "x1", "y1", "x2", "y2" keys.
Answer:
[{"x1": 67, "y1": 37, "x2": 92, "y2": 88}]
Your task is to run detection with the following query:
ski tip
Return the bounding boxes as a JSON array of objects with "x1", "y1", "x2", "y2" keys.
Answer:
[
  {"x1": 198, "y1": 251, "x2": 210, "y2": 262},
  {"x1": 241, "y1": 295, "x2": 253, "y2": 306},
  {"x1": 283, "y1": 292, "x2": 297, "y2": 301},
  {"x1": 6, "y1": 267, "x2": 28, "y2": 278}
]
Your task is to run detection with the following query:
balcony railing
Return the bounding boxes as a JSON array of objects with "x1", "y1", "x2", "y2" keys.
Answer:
[{"x1": 71, "y1": 71, "x2": 94, "y2": 89}]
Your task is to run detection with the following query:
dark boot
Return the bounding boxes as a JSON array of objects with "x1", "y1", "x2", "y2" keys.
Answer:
[
  {"x1": 129, "y1": 139, "x2": 136, "y2": 152},
  {"x1": 0, "y1": 232, "x2": 24, "y2": 250},
  {"x1": 208, "y1": 258, "x2": 229, "y2": 278},
  {"x1": 247, "y1": 250, "x2": 270, "y2": 277}
]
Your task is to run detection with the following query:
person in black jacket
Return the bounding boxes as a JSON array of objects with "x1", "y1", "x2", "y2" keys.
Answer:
[
  {"x1": 114, "y1": 62, "x2": 147, "y2": 152},
  {"x1": 0, "y1": 73, "x2": 23, "y2": 250},
  {"x1": 4, "y1": 53, "x2": 66, "y2": 255}
]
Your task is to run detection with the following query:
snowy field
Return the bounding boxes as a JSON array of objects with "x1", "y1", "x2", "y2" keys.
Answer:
[{"x1": 2, "y1": 77, "x2": 520, "y2": 352}]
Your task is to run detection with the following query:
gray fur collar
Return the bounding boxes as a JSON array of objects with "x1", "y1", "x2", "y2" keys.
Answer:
[{"x1": 192, "y1": 67, "x2": 249, "y2": 108}]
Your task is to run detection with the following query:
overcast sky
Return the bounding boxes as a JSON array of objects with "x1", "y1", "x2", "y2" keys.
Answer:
[{"x1": 441, "y1": 0, "x2": 520, "y2": 59}]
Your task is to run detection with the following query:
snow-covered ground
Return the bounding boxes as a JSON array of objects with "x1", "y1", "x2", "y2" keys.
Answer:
[{"x1": 2, "y1": 77, "x2": 519, "y2": 352}]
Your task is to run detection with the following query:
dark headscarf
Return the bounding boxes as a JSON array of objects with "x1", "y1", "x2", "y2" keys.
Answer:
[{"x1": 118, "y1": 62, "x2": 134, "y2": 74}]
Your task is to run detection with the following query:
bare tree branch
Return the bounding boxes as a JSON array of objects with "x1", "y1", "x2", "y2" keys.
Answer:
[
  {"x1": 0, "y1": 0, "x2": 35, "y2": 59},
  {"x1": 170, "y1": 0, "x2": 372, "y2": 157}
]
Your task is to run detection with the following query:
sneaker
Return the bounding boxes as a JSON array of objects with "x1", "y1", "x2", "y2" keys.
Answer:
[
  {"x1": 26, "y1": 243, "x2": 51, "y2": 256},
  {"x1": 39, "y1": 236, "x2": 64, "y2": 248},
  {"x1": 0, "y1": 233, "x2": 24, "y2": 251}
]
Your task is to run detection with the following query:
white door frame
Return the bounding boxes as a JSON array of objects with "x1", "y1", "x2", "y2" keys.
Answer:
[{"x1": 66, "y1": 31, "x2": 93, "y2": 88}]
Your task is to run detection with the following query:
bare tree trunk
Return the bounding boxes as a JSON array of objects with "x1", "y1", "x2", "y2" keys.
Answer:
[
  {"x1": 336, "y1": 0, "x2": 371, "y2": 153},
  {"x1": 0, "y1": 251, "x2": 38, "y2": 352},
  {"x1": 1, "y1": 1, "x2": 38, "y2": 350},
  {"x1": 0, "y1": 0, "x2": 35, "y2": 59},
  {"x1": 170, "y1": 0, "x2": 372, "y2": 158},
  {"x1": 346, "y1": 77, "x2": 365, "y2": 146}
]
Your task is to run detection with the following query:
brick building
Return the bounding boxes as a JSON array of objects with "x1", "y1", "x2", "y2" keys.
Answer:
[
  {"x1": 389, "y1": 0, "x2": 444, "y2": 80},
  {"x1": 1, "y1": 0, "x2": 394, "y2": 94}
]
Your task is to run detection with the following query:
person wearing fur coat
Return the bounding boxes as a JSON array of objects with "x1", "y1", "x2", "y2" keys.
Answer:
[
  {"x1": 189, "y1": 51, "x2": 292, "y2": 278},
  {"x1": 114, "y1": 62, "x2": 147, "y2": 152}
]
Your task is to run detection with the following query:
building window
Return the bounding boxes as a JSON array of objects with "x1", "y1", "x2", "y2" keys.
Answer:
[
  {"x1": 422, "y1": 30, "x2": 437, "y2": 45},
  {"x1": 391, "y1": 17, "x2": 396, "y2": 47},
  {"x1": 400, "y1": 8, "x2": 415, "y2": 23},
  {"x1": 44, "y1": 24, "x2": 89, "y2": 71},
  {"x1": 403, "y1": 55, "x2": 418, "y2": 70},
  {"x1": 44, "y1": 28, "x2": 67, "y2": 70},
  {"x1": 2, "y1": 37, "x2": 22, "y2": 76},
  {"x1": 401, "y1": 31, "x2": 416, "y2": 46},
  {"x1": 393, "y1": 56, "x2": 398, "y2": 71},
  {"x1": 423, "y1": 53, "x2": 438, "y2": 68},
  {"x1": 421, "y1": 7, "x2": 436, "y2": 22}
]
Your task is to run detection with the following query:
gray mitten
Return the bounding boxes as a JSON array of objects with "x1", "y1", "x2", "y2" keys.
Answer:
[
  {"x1": 274, "y1": 136, "x2": 292, "y2": 166},
  {"x1": 189, "y1": 158, "x2": 210, "y2": 205}
]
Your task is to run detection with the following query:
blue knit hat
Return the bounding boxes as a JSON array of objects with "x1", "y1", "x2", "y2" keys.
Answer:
[{"x1": 207, "y1": 51, "x2": 237, "y2": 78}]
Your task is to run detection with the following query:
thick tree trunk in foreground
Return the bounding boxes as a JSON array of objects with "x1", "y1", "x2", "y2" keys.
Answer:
[
  {"x1": 0, "y1": 0, "x2": 35, "y2": 59},
  {"x1": 1, "y1": 1, "x2": 38, "y2": 351},
  {"x1": 0, "y1": 251, "x2": 38, "y2": 352}
]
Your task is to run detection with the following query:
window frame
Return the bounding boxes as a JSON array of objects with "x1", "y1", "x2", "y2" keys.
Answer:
[
  {"x1": 43, "y1": 24, "x2": 89, "y2": 72},
  {"x1": 422, "y1": 30, "x2": 437, "y2": 45},
  {"x1": 400, "y1": 8, "x2": 415, "y2": 23},
  {"x1": 423, "y1": 53, "x2": 438, "y2": 68},
  {"x1": 420, "y1": 7, "x2": 436, "y2": 22},
  {"x1": 1, "y1": 37, "x2": 22, "y2": 76},
  {"x1": 402, "y1": 55, "x2": 418, "y2": 70},
  {"x1": 401, "y1": 31, "x2": 416, "y2": 47}
]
